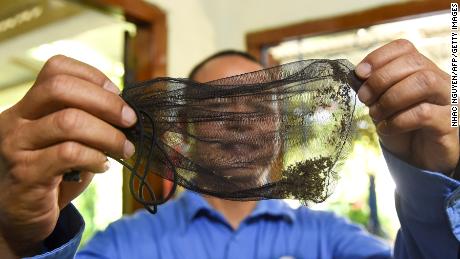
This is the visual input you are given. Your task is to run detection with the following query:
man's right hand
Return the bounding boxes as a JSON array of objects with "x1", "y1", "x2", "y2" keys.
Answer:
[{"x1": 0, "y1": 55, "x2": 137, "y2": 257}]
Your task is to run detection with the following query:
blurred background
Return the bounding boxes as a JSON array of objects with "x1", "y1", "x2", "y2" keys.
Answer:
[{"x1": 0, "y1": 0, "x2": 450, "y2": 247}]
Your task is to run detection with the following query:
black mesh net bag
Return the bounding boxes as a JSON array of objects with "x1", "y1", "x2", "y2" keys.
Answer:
[{"x1": 65, "y1": 59, "x2": 363, "y2": 213}]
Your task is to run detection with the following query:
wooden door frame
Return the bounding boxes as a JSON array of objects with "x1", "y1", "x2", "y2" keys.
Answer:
[
  {"x1": 246, "y1": 1, "x2": 451, "y2": 61},
  {"x1": 84, "y1": 0, "x2": 167, "y2": 214},
  {"x1": 91, "y1": 0, "x2": 166, "y2": 78}
]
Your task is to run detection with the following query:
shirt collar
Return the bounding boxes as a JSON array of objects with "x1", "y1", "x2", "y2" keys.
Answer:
[
  {"x1": 180, "y1": 190, "x2": 215, "y2": 222},
  {"x1": 179, "y1": 190, "x2": 296, "y2": 224},
  {"x1": 247, "y1": 198, "x2": 296, "y2": 223}
]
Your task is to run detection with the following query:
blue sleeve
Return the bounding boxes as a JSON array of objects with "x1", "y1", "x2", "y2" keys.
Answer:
[
  {"x1": 381, "y1": 145, "x2": 460, "y2": 259},
  {"x1": 75, "y1": 210, "x2": 161, "y2": 259},
  {"x1": 74, "y1": 222, "x2": 122, "y2": 259},
  {"x1": 24, "y1": 204, "x2": 84, "y2": 259}
]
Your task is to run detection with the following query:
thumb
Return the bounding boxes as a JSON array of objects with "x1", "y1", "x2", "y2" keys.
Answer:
[{"x1": 58, "y1": 171, "x2": 94, "y2": 209}]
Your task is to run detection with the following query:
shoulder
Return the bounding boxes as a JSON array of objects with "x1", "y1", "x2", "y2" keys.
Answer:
[
  {"x1": 290, "y1": 205, "x2": 389, "y2": 255},
  {"x1": 287, "y1": 204, "x2": 371, "y2": 238},
  {"x1": 100, "y1": 195, "x2": 187, "y2": 242},
  {"x1": 79, "y1": 196, "x2": 187, "y2": 257},
  {"x1": 292, "y1": 205, "x2": 350, "y2": 226}
]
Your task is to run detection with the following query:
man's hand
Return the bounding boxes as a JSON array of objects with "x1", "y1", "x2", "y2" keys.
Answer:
[
  {"x1": 0, "y1": 55, "x2": 136, "y2": 257},
  {"x1": 355, "y1": 39, "x2": 458, "y2": 175}
]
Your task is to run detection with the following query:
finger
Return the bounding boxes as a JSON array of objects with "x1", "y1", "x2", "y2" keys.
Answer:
[
  {"x1": 35, "y1": 55, "x2": 120, "y2": 94},
  {"x1": 376, "y1": 103, "x2": 451, "y2": 136},
  {"x1": 17, "y1": 108, "x2": 135, "y2": 159},
  {"x1": 355, "y1": 39, "x2": 418, "y2": 79},
  {"x1": 369, "y1": 70, "x2": 450, "y2": 122},
  {"x1": 58, "y1": 171, "x2": 94, "y2": 209},
  {"x1": 17, "y1": 74, "x2": 136, "y2": 127},
  {"x1": 358, "y1": 52, "x2": 440, "y2": 105},
  {"x1": 24, "y1": 141, "x2": 109, "y2": 183}
]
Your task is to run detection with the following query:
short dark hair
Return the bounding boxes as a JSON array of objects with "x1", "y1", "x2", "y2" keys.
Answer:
[{"x1": 188, "y1": 50, "x2": 261, "y2": 79}]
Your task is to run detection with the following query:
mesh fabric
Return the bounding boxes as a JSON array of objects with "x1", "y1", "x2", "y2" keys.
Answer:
[{"x1": 114, "y1": 59, "x2": 362, "y2": 213}]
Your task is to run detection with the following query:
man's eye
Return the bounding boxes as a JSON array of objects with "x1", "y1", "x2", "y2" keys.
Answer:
[
  {"x1": 249, "y1": 100, "x2": 277, "y2": 111},
  {"x1": 204, "y1": 97, "x2": 232, "y2": 107}
]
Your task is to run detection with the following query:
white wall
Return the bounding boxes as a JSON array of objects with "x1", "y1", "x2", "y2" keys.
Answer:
[
  {"x1": 209, "y1": 0, "x2": 405, "y2": 50},
  {"x1": 146, "y1": 0, "x2": 218, "y2": 77},
  {"x1": 147, "y1": 0, "x2": 404, "y2": 77}
]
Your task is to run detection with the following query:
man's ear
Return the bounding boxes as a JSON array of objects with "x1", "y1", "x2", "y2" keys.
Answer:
[
  {"x1": 176, "y1": 121, "x2": 190, "y2": 144},
  {"x1": 175, "y1": 107, "x2": 190, "y2": 144},
  {"x1": 174, "y1": 113, "x2": 196, "y2": 146}
]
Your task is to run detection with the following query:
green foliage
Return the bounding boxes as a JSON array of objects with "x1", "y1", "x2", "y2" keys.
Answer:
[
  {"x1": 351, "y1": 105, "x2": 379, "y2": 151},
  {"x1": 328, "y1": 200, "x2": 370, "y2": 226},
  {"x1": 74, "y1": 183, "x2": 97, "y2": 248},
  {"x1": 324, "y1": 104, "x2": 394, "y2": 239}
]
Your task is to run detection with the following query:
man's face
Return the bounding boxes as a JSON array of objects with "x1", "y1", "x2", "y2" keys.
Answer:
[{"x1": 189, "y1": 55, "x2": 281, "y2": 187}]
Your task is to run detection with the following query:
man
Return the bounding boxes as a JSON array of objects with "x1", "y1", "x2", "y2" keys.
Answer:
[
  {"x1": 186, "y1": 52, "x2": 283, "y2": 194},
  {"x1": 0, "y1": 39, "x2": 459, "y2": 258}
]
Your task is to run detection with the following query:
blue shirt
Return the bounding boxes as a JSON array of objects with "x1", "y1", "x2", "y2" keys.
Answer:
[{"x1": 27, "y1": 148, "x2": 460, "y2": 259}]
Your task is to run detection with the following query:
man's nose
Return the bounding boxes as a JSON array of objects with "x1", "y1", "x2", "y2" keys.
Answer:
[
  {"x1": 230, "y1": 100, "x2": 252, "y2": 113},
  {"x1": 225, "y1": 119, "x2": 253, "y2": 132},
  {"x1": 225, "y1": 102, "x2": 255, "y2": 132}
]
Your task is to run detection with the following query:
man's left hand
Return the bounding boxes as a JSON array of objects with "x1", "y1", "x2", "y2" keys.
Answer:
[{"x1": 355, "y1": 39, "x2": 459, "y2": 175}]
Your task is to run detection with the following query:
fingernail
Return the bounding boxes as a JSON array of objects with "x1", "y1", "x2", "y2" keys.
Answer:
[
  {"x1": 103, "y1": 159, "x2": 111, "y2": 171},
  {"x1": 355, "y1": 62, "x2": 372, "y2": 78},
  {"x1": 123, "y1": 140, "x2": 135, "y2": 159},
  {"x1": 122, "y1": 105, "x2": 137, "y2": 126},
  {"x1": 377, "y1": 120, "x2": 389, "y2": 135},
  {"x1": 103, "y1": 80, "x2": 120, "y2": 94},
  {"x1": 358, "y1": 84, "x2": 372, "y2": 105},
  {"x1": 369, "y1": 104, "x2": 381, "y2": 122}
]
